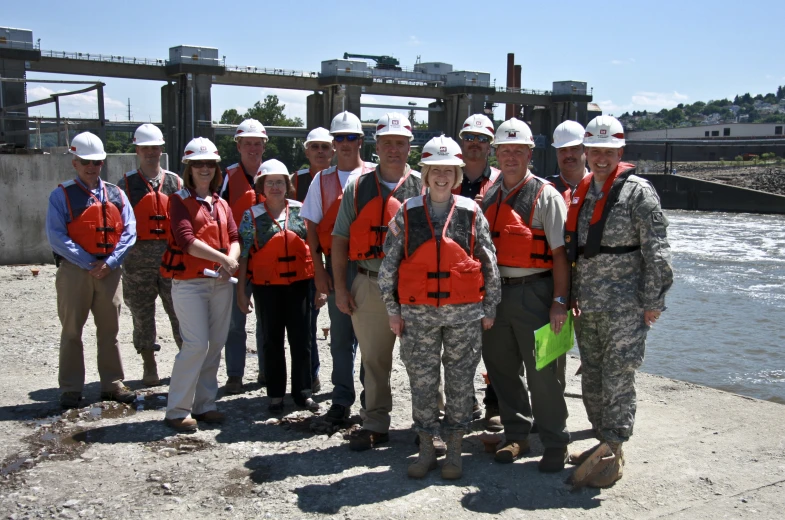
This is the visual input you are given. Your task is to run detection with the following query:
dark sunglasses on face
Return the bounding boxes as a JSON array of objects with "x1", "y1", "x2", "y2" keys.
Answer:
[
  {"x1": 462, "y1": 134, "x2": 491, "y2": 143},
  {"x1": 190, "y1": 161, "x2": 217, "y2": 168},
  {"x1": 333, "y1": 134, "x2": 360, "y2": 143},
  {"x1": 79, "y1": 159, "x2": 104, "y2": 166}
]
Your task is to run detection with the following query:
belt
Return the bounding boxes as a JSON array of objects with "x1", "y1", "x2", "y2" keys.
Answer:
[
  {"x1": 500, "y1": 271, "x2": 552, "y2": 286},
  {"x1": 357, "y1": 266, "x2": 379, "y2": 278},
  {"x1": 577, "y1": 245, "x2": 640, "y2": 255}
]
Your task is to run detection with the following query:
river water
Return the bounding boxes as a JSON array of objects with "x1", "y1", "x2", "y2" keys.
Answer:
[{"x1": 638, "y1": 210, "x2": 785, "y2": 404}]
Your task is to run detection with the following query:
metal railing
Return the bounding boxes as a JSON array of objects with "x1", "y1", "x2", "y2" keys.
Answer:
[
  {"x1": 40, "y1": 48, "x2": 167, "y2": 66},
  {"x1": 495, "y1": 86, "x2": 552, "y2": 96},
  {"x1": 0, "y1": 39, "x2": 38, "y2": 50},
  {"x1": 225, "y1": 64, "x2": 318, "y2": 77}
]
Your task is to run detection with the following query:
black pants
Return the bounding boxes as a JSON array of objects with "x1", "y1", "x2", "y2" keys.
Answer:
[{"x1": 253, "y1": 280, "x2": 312, "y2": 405}]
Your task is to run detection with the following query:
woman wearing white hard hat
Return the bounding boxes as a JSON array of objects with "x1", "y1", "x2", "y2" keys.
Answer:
[
  {"x1": 378, "y1": 136, "x2": 501, "y2": 480},
  {"x1": 236, "y1": 159, "x2": 320, "y2": 414},
  {"x1": 160, "y1": 137, "x2": 241, "y2": 432}
]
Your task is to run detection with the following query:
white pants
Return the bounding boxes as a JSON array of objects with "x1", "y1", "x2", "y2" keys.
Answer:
[{"x1": 166, "y1": 278, "x2": 233, "y2": 420}]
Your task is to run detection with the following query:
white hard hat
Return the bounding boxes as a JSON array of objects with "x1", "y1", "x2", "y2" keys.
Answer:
[
  {"x1": 552, "y1": 120, "x2": 585, "y2": 149},
  {"x1": 234, "y1": 119, "x2": 268, "y2": 141},
  {"x1": 254, "y1": 159, "x2": 289, "y2": 183},
  {"x1": 493, "y1": 118, "x2": 535, "y2": 148},
  {"x1": 133, "y1": 124, "x2": 165, "y2": 146},
  {"x1": 459, "y1": 114, "x2": 495, "y2": 142},
  {"x1": 181, "y1": 137, "x2": 221, "y2": 164},
  {"x1": 374, "y1": 112, "x2": 414, "y2": 141},
  {"x1": 330, "y1": 111, "x2": 363, "y2": 135},
  {"x1": 583, "y1": 115, "x2": 625, "y2": 148},
  {"x1": 419, "y1": 135, "x2": 465, "y2": 167},
  {"x1": 304, "y1": 127, "x2": 333, "y2": 148},
  {"x1": 69, "y1": 132, "x2": 107, "y2": 161}
]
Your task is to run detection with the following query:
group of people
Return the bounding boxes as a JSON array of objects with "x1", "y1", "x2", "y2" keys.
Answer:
[{"x1": 45, "y1": 109, "x2": 672, "y2": 487}]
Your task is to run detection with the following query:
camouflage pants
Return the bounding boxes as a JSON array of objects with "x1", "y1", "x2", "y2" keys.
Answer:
[
  {"x1": 122, "y1": 260, "x2": 182, "y2": 353},
  {"x1": 399, "y1": 319, "x2": 483, "y2": 436},
  {"x1": 576, "y1": 311, "x2": 648, "y2": 443}
]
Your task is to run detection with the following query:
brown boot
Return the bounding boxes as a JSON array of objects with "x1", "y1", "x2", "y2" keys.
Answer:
[
  {"x1": 441, "y1": 431, "x2": 464, "y2": 480},
  {"x1": 408, "y1": 432, "x2": 438, "y2": 479},
  {"x1": 141, "y1": 350, "x2": 160, "y2": 387},
  {"x1": 568, "y1": 442, "x2": 604, "y2": 466},
  {"x1": 484, "y1": 407, "x2": 503, "y2": 432},
  {"x1": 585, "y1": 442, "x2": 624, "y2": 488}
]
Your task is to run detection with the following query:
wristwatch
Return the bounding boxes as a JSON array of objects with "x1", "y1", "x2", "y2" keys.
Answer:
[{"x1": 553, "y1": 296, "x2": 567, "y2": 305}]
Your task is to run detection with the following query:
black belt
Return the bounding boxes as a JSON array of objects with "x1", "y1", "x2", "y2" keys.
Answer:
[
  {"x1": 357, "y1": 266, "x2": 379, "y2": 278},
  {"x1": 500, "y1": 271, "x2": 552, "y2": 286},
  {"x1": 577, "y1": 245, "x2": 640, "y2": 255}
]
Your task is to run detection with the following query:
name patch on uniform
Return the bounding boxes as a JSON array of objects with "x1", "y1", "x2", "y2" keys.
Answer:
[{"x1": 388, "y1": 219, "x2": 401, "y2": 236}]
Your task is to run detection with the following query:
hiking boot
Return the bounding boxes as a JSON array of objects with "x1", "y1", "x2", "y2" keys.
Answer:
[
  {"x1": 225, "y1": 376, "x2": 243, "y2": 394},
  {"x1": 484, "y1": 407, "x2": 503, "y2": 432},
  {"x1": 165, "y1": 416, "x2": 197, "y2": 432},
  {"x1": 568, "y1": 442, "x2": 604, "y2": 466},
  {"x1": 60, "y1": 392, "x2": 82, "y2": 410},
  {"x1": 471, "y1": 403, "x2": 483, "y2": 420},
  {"x1": 140, "y1": 349, "x2": 160, "y2": 387},
  {"x1": 193, "y1": 410, "x2": 225, "y2": 424},
  {"x1": 312, "y1": 377, "x2": 321, "y2": 394},
  {"x1": 585, "y1": 443, "x2": 624, "y2": 488},
  {"x1": 100, "y1": 386, "x2": 136, "y2": 404},
  {"x1": 325, "y1": 403, "x2": 350, "y2": 423},
  {"x1": 408, "y1": 432, "x2": 437, "y2": 478},
  {"x1": 539, "y1": 446, "x2": 569, "y2": 473},
  {"x1": 494, "y1": 439, "x2": 530, "y2": 463},
  {"x1": 413, "y1": 433, "x2": 447, "y2": 456},
  {"x1": 441, "y1": 431, "x2": 464, "y2": 480},
  {"x1": 348, "y1": 428, "x2": 389, "y2": 451},
  {"x1": 302, "y1": 398, "x2": 320, "y2": 413}
]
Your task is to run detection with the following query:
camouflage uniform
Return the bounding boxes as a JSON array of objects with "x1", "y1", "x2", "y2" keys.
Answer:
[
  {"x1": 571, "y1": 169, "x2": 673, "y2": 443},
  {"x1": 379, "y1": 194, "x2": 501, "y2": 435}
]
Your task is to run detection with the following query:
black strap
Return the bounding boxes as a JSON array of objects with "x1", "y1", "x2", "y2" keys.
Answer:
[
  {"x1": 150, "y1": 229, "x2": 166, "y2": 235},
  {"x1": 278, "y1": 256, "x2": 296, "y2": 262},
  {"x1": 149, "y1": 215, "x2": 167, "y2": 221},
  {"x1": 427, "y1": 291, "x2": 450, "y2": 299},
  {"x1": 370, "y1": 225, "x2": 388, "y2": 232},
  {"x1": 95, "y1": 227, "x2": 116, "y2": 232},
  {"x1": 578, "y1": 245, "x2": 640, "y2": 255},
  {"x1": 427, "y1": 272, "x2": 450, "y2": 279},
  {"x1": 280, "y1": 272, "x2": 296, "y2": 278},
  {"x1": 584, "y1": 171, "x2": 634, "y2": 259}
]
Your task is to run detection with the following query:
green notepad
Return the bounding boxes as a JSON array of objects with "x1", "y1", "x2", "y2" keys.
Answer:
[{"x1": 534, "y1": 313, "x2": 574, "y2": 371}]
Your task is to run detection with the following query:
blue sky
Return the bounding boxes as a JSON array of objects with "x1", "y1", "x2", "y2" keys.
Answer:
[{"x1": 6, "y1": 1, "x2": 785, "y2": 125}]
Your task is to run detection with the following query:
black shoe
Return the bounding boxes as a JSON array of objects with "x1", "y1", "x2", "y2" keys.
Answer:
[
  {"x1": 325, "y1": 403, "x2": 349, "y2": 423},
  {"x1": 60, "y1": 392, "x2": 82, "y2": 410},
  {"x1": 312, "y1": 377, "x2": 321, "y2": 394},
  {"x1": 268, "y1": 400, "x2": 284, "y2": 414},
  {"x1": 257, "y1": 372, "x2": 266, "y2": 387},
  {"x1": 100, "y1": 386, "x2": 136, "y2": 404},
  {"x1": 302, "y1": 398, "x2": 320, "y2": 413},
  {"x1": 538, "y1": 446, "x2": 569, "y2": 473},
  {"x1": 349, "y1": 428, "x2": 389, "y2": 451}
]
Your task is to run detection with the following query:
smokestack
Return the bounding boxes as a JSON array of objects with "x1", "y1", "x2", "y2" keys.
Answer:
[
  {"x1": 514, "y1": 64, "x2": 522, "y2": 118},
  {"x1": 506, "y1": 53, "x2": 515, "y2": 119}
]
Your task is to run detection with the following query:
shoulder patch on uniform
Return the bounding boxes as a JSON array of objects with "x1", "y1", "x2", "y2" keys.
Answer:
[
  {"x1": 250, "y1": 204, "x2": 267, "y2": 219},
  {"x1": 388, "y1": 218, "x2": 401, "y2": 236}
]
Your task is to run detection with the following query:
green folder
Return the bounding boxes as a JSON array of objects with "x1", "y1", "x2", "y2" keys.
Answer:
[{"x1": 534, "y1": 313, "x2": 574, "y2": 371}]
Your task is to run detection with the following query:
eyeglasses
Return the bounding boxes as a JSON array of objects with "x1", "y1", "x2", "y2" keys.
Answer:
[
  {"x1": 264, "y1": 180, "x2": 287, "y2": 188},
  {"x1": 462, "y1": 134, "x2": 491, "y2": 143},
  {"x1": 308, "y1": 143, "x2": 333, "y2": 150},
  {"x1": 190, "y1": 161, "x2": 217, "y2": 168},
  {"x1": 333, "y1": 134, "x2": 361, "y2": 143},
  {"x1": 79, "y1": 159, "x2": 104, "y2": 166}
]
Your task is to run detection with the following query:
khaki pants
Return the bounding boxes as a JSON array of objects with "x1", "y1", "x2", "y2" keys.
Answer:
[
  {"x1": 166, "y1": 278, "x2": 233, "y2": 420},
  {"x1": 56, "y1": 260, "x2": 125, "y2": 394},
  {"x1": 351, "y1": 274, "x2": 396, "y2": 433}
]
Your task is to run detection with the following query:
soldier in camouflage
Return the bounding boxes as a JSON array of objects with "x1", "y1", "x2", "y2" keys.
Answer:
[
  {"x1": 379, "y1": 136, "x2": 501, "y2": 480},
  {"x1": 120, "y1": 124, "x2": 183, "y2": 386},
  {"x1": 565, "y1": 115, "x2": 673, "y2": 487}
]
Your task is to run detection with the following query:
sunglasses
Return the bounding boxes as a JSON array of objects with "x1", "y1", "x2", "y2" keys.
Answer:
[
  {"x1": 333, "y1": 134, "x2": 361, "y2": 143},
  {"x1": 462, "y1": 134, "x2": 491, "y2": 143},
  {"x1": 190, "y1": 161, "x2": 217, "y2": 168},
  {"x1": 79, "y1": 159, "x2": 104, "y2": 166}
]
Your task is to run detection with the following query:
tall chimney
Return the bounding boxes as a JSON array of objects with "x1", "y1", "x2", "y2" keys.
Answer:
[
  {"x1": 514, "y1": 64, "x2": 522, "y2": 118},
  {"x1": 506, "y1": 53, "x2": 515, "y2": 119}
]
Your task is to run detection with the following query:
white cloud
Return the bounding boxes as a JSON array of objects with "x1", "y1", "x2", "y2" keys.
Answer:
[
  {"x1": 408, "y1": 35, "x2": 422, "y2": 46},
  {"x1": 597, "y1": 90, "x2": 689, "y2": 115},
  {"x1": 27, "y1": 85, "x2": 126, "y2": 119},
  {"x1": 610, "y1": 58, "x2": 636, "y2": 66}
]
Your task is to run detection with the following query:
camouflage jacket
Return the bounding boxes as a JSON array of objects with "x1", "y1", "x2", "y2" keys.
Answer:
[
  {"x1": 573, "y1": 174, "x2": 673, "y2": 312},
  {"x1": 378, "y1": 194, "x2": 501, "y2": 327}
]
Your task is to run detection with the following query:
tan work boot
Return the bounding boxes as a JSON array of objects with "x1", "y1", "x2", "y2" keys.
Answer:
[
  {"x1": 408, "y1": 432, "x2": 438, "y2": 479},
  {"x1": 441, "y1": 431, "x2": 464, "y2": 480},
  {"x1": 568, "y1": 442, "x2": 603, "y2": 466},
  {"x1": 140, "y1": 350, "x2": 160, "y2": 387},
  {"x1": 586, "y1": 442, "x2": 624, "y2": 488},
  {"x1": 494, "y1": 438, "x2": 530, "y2": 463}
]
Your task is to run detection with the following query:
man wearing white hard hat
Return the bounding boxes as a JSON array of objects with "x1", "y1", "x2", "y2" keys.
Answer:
[
  {"x1": 480, "y1": 118, "x2": 571, "y2": 473},
  {"x1": 292, "y1": 127, "x2": 334, "y2": 394},
  {"x1": 457, "y1": 114, "x2": 501, "y2": 201},
  {"x1": 332, "y1": 112, "x2": 422, "y2": 450},
  {"x1": 301, "y1": 111, "x2": 376, "y2": 424},
  {"x1": 220, "y1": 118, "x2": 268, "y2": 394},
  {"x1": 546, "y1": 120, "x2": 589, "y2": 197},
  {"x1": 565, "y1": 115, "x2": 672, "y2": 487},
  {"x1": 120, "y1": 124, "x2": 184, "y2": 387},
  {"x1": 46, "y1": 131, "x2": 138, "y2": 409}
]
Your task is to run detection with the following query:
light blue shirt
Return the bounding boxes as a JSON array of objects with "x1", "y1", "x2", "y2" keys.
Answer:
[{"x1": 46, "y1": 177, "x2": 137, "y2": 270}]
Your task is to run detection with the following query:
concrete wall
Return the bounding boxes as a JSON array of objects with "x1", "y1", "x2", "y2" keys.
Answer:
[
  {"x1": 0, "y1": 153, "x2": 168, "y2": 265},
  {"x1": 629, "y1": 122, "x2": 785, "y2": 140},
  {"x1": 626, "y1": 142, "x2": 785, "y2": 162},
  {"x1": 639, "y1": 173, "x2": 785, "y2": 214}
]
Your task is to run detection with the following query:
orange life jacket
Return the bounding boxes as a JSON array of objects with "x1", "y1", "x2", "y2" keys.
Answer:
[
  {"x1": 348, "y1": 168, "x2": 422, "y2": 260},
  {"x1": 122, "y1": 169, "x2": 181, "y2": 241},
  {"x1": 247, "y1": 200, "x2": 314, "y2": 285},
  {"x1": 398, "y1": 195, "x2": 485, "y2": 307},
  {"x1": 452, "y1": 165, "x2": 501, "y2": 199},
  {"x1": 224, "y1": 163, "x2": 258, "y2": 227},
  {"x1": 316, "y1": 163, "x2": 376, "y2": 256},
  {"x1": 59, "y1": 179, "x2": 124, "y2": 258},
  {"x1": 160, "y1": 189, "x2": 231, "y2": 280},
  {"x1": 482, "y1": 174, "x2": 554, "y2": 269}
]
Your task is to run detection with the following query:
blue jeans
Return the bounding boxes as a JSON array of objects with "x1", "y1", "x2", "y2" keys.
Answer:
[
  {"x1": 327, "y1": 258, "x2": 361, "y2": 407},
  {"x1": 224, "y1": 279, "x2": 264, "y2": 378},
  {"x1": 308, "y1": 279, "x2": 320, "y2": 382}
]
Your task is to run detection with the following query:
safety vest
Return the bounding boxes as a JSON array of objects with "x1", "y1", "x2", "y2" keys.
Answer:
[
  {"x1": 565, "y1": 162, "x2": 638, "y2": 262},
  {"x1": 247, "y1": 200, "x2": 314, "y2": 285},
  {"x1": 398, "y1": 195, "x2": 484, "y2": 307},
  {"x1": 453, "y1": 166, "x2": 500, "y2": 199},
  {"x1": 122, "y1": 169, "x2": 181, "y2": 241},
  {"x1": 292, "y1": 168, "x2": 316, "y2": 203},
  {"x1": 348, "y1": 168, "x2": 422, "y2": 260},
  {"x1": 482, "y1": 174, "x2": 554, "y2": 269},
  {"x1": 160, "y1": 189, "x2": 231, "y2": 280},
  {"x1": 224, "y1": 163, "x2": 258, "y2": 227},
  {"x1": 59, "y1": 179, "x2": 124, "y2": 258},
  {"x1": 316, "y1": 163, "x2": 376, "y2": 256}
]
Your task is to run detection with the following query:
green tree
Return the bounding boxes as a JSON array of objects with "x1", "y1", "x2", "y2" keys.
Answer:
[{"x1": 103, "y1": 131, "x2": 135, "y2": 153}]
